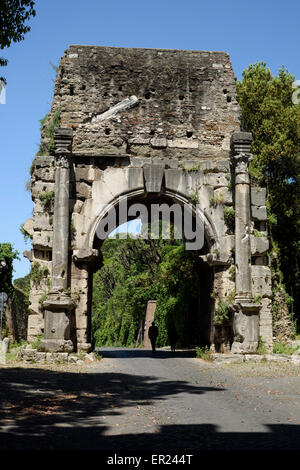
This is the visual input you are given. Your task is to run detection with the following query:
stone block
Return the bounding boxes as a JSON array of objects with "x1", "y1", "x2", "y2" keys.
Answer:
[
  {"x1": 167, "y1": 138, "x2": 198, "y2": 149},
  {"x1": 35, "y1": 352, "x2": 46, "y2": 362},
  {"x1": 251, "y1": 187, "x2": 266, "y2": 206},
  {"x1": 27, "y1": 313, "x2": 44, "y2": 339},
  {"x1": 204, "y1": 173, "x2": 228, "y2": 188},
  {"x1": 31, "y1": 182, "x2": 54, "y2": 198},
  {"x1": 33, "y1": 213, "x2": 53, "y2": 231},
  {"x1": 143, "y1": 164, "x2": 164, "y2": 192},
  {"x1": 34, "y1": 156, "x2": 55, "y2": 168},
  {"x1": 23, "y1": 218, "x2": 34, "y2": 238},
  {"x1": 150, "y1": 137, "x2": 167, "y2": 148},
  {"x1": 251, "y1": 205, "x2": 267, "y2": 221},
  {"x1": 52, "y1": 353, "x2": 69, "y2": 362},
  {"x1": 214, "y1": 187, "x2": 232, "y2": 205},
  {"x1": 250, "y1": 236, "x2": 269, "y2": 255},
  {"x1": 164, "y1": 169, "x2": 185, "y2": 194},
  {"x1": 73, "y1": 200, "x2": 84, "y2": 213},
  {"x1": 198, "y1": 185, "x2": 214, "y2": 209},
  {"x1": 32, "y1": 230, "x2": 53, "y2": 248},
  {"x1": 128, "y1": 167, "x2": 144, "y2": 190},
  {"x1": 76, "y1": 182, "x2": 92, "y2": 199},
  {"x1": 21, "y1": 348, "x2": 37, "y2": 361},
  {"x1": 34, "y1": 167, "x2": 55, "y2": 182},
  {"x1": 251, "y1": 265, "x2": 272, "y2": 297}
]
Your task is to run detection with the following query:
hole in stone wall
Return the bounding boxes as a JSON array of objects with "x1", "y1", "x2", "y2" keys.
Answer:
[
  {"x1": 179, "y1": 95, "x2": 184, "y2": 100},
  {"x1": 61, "y1": 270, "x2": 65, "y2": 278},
  {"x1": 260, "y1": 221, "x2": 267, "y2": 231},
  {"x1": 149, "y1": 129, "x2": 155, "y2": 135},
  {"x1": 118, "y1": 85, "x2": 123, "y2": 91},
  {"x1": 70, "y1": 85, "x2": 74, "y2": 96},
  {"x1": 223, "y1": 89, "x2": 227, "y2": 94},
  {"x1": 145, "y1": 91, "x2": 151, "y2": 99},
  {"x1": 104, "y1": 92, "x2": 108, "y2": 97},
  {"x1": 227, "y1": 95, "x2": 232, "y2": 103},
  {"x1": 105, "y1": 128, "x2": 111, "y2": 135},
  {"x1": 186, "y1": 131, "x2": 193, "y2": 138},
  {"x1": 254, "y1": 221, "x2": 267, "y2": 232},
  {"x1": 81, "y1": 84, "x2": 86, "y2": 90}
]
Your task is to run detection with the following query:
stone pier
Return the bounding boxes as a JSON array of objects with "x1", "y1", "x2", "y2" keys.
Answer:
[
  {"x1": 230, "y1": 132, "x2": 260, "y2": 353},
  {"x1": 39, "y1": 129, "x2": 75, "y2": 353}
]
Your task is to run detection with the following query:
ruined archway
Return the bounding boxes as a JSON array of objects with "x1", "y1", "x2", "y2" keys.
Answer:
[
  {"x1": 87, "y1": 189, "x2": 216, "y2": 350},
  {"x1": 25, "y1": 46, "x2": 273, "y2": 356}
]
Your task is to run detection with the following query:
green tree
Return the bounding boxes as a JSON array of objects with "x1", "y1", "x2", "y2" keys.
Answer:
[
  {"x1": 237, "y1": 63, "x2": 300, "y2": 327},
  {"x1": 0, "y1": 0, "x2": 36, "y2": 81},
  {"x1": 0, "y1": 243, "x2": 19, "y2": 295}
]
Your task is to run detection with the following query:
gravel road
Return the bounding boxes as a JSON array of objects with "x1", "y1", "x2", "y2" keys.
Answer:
[{"x1": 0, "y1": 347, "x2": 299, "y2": 452}]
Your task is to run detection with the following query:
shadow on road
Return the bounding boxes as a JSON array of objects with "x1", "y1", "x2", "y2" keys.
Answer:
[
  {"x1": 0, "y1": 367, "x2": 299, "y2": 451},
  {"x1": 96, "y1": 347, "x2": 197, "y2": 359}
]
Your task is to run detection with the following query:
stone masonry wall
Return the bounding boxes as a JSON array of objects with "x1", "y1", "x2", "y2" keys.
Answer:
[{"x1": 50, "y1": 46, "x2": 240, "y2": 159}]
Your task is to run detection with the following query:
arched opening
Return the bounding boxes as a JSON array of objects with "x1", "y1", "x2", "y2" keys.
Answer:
[{"x1": 86, "y1": 191, "x2": 215, "y2": 352}]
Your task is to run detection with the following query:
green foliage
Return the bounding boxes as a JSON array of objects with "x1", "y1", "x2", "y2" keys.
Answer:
[
  {"x1": 38, "y1": 292, "x2": 48, "y2": 310},
  {"x1": 14, "y1": 273, "x2": 30, "y2": 314},
  {"x1": 214, "y1": 300, "x2": 230, "y2": 325},
  {"x1": 210, "y1": 193, "x2": 225, "y2": 207},
  {"x1": 229, "y1": 265, "x2": 235, "y2": 282},
  {"x1": 31, "y1": 261, "x2": 49, "y2": 287},
  {"x1": 32, "y1": 334, "x2": 43, "y2": 350},
  {"x1": 227, "y1": 179, "x2": 233, "y2": 191},
  {"x1": 195, "y1": 346, "x2": 213, "y2": 362},
  {"x1": 237, "y1": 62, "x2": 300, "y2": 328},
  {"x1": 188, "y1": 191, "x2": 199, "y2": 205},
  {"x1": 273, "y1": 341, "x2": 295, "y2": 355},
  {"x1": 70, "y1": 218, "x2": 76, "y2": 241},
  {"x1": 182, "y1": 162, "x2": 201, "y2": 172},
  {"x1": 0, "y1": 1, "x2": 36, "y2": 81},
  {"x1": 0, "y1": 243, "x2": 19, "y2": 295},
  {"x1": 39, "y1": 190, "x2": 55, "y2": 212},
  {"x1": 256, "y1": 336, "x2": 267, "y2": 354},
  {"x1": 38, "y1": 107, "x2": 61, "y2": 155},
  {"x1": 92, "y1": 236, "x2": 202, "y2": 348},
  {"x1": 253, "y1": 294, "x2": 262, "y2": 304},
  {"x1": 224, "y1": 206, "x2": 235, "y2": 233},
  {"x1": 165, "y1": 65, "x2": 172, "y2": 76},
  {"x1": 253, "y1": 229, "x2": 265, "y2": 237}
]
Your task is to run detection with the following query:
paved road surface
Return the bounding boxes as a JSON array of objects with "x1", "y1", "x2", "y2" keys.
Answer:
[{"x1": 0, "y1": 347, "x2": 299, "y2": 452}]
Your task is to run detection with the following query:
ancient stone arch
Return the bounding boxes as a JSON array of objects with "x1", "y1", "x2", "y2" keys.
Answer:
[{"x1": 24, "y1": 46, "x2": 273, "y2": 355}]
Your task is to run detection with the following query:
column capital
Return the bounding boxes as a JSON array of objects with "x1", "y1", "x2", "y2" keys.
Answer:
[{"x1": 233, "y1": 152, "x2": 253, "y2": 175}]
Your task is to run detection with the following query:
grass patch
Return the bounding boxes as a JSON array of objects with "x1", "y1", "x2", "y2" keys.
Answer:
[
  {"x1": 31, "y1": 334, "x2": 43, "y2": 350},
  {"x1": 256, "y1": 336, "x2": 267, "y2": 354},
  {"x1": 273, "y1": 341, "x2": 295, "y2": 355},
  {"x1": 195, "y1": 346, "x2": 214, "y2": 362}
]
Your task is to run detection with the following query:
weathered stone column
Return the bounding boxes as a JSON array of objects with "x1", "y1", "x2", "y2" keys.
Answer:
[
  {"x1": 39, "y1": 128, "x2": 75, "y2": 353},
  {"x1": 230, "y1": 132, "x2": 260, "y2": 353}
]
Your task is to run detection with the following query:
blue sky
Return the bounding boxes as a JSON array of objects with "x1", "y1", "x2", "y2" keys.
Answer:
[{"x1": 1, "y1": 0, "x2": 299, "y2": 280}]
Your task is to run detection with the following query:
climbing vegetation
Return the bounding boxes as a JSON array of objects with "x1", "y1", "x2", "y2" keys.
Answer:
[
  {"x1": 39, "y1": 190, "x2": 55, "y2": 212},
  {"x1": 38, "y1": 107, "x2": 61, "y2": 155}
]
